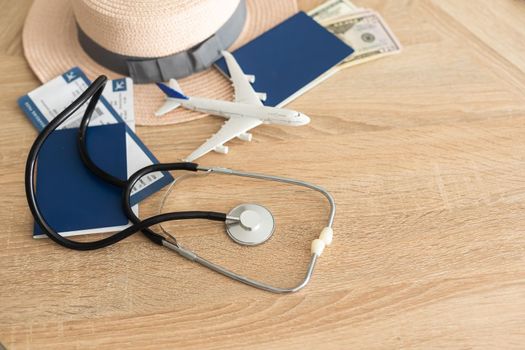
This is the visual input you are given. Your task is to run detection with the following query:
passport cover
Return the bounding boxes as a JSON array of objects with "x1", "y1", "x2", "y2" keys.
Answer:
[
  {"x1": 17, "y1": 66, "x2": 173, "y2": 207},
  {"x1": 34, "y1": 123, "x2": 129, "y2": 236},
  {"x1": 214, "y1": 11, "x2": 354, "y2": 107}
]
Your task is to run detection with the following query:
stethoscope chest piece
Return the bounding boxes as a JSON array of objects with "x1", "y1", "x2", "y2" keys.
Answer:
[{"x1": 226, "y1": 204, "x2": 274, "y2": 246}]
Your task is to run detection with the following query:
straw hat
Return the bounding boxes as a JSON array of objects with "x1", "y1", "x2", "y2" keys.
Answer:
[{"x1": 23, "y1": 0, "x2": 298, "y2": 126}]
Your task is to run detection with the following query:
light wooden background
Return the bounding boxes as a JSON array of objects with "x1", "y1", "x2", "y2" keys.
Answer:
[{"x1": 2, "y1": 0, "x2": 525, "y2": 349}]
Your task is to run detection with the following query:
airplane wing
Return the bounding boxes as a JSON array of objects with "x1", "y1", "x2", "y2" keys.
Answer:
[
  {"x1": 184, "y1": 117, "x2": 262, "y2": 161},
  {"x1": 155, "y1": 100, "x2": 181, "y2": 116},
  {"x1": 221, "y1": 51, "x2": 263, "y2": 106}
]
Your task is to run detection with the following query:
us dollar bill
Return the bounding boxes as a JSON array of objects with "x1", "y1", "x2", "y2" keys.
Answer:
[
  {"x1": 308, "y1": 0, "x2": 360, "y2": 23},
  {"x1": 324, "y1": 10, "x2": 402, "y2": 68}
]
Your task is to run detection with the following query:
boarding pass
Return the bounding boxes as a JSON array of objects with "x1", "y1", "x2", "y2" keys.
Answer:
[{"x1": 18, "y1": 67, "x2": 173, "y2": 205}]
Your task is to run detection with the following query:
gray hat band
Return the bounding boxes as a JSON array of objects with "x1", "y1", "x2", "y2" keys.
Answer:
[{"x1": 77, "y1": 0, "x2": 247, "y2": 84}]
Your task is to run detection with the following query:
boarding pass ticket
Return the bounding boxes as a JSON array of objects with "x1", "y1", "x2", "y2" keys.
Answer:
[{"x1": 18, "y1": 67, "x2": 173, "y2": 205}]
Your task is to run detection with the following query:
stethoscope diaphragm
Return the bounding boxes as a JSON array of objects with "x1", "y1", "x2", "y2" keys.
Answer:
[{"x1": 226, "y1": 203, "x2": 274, "y2": 246}]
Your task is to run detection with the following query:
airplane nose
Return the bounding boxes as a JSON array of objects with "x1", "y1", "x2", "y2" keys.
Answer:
[{"x1": 301, "y1": 114, "x2": 311, "y2": 125}]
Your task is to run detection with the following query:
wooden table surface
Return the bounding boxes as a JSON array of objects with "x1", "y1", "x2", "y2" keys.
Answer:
[{"x1": 2, "y1": 0, "x2": 525, "y2": 349}]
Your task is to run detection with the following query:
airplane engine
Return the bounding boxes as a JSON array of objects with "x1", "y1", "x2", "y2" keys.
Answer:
[
  {"x1": 237, "y1": 133, "x2": 252, "y2": 142},
  {"x1": 214, "y1": 145, "x2": 229, "y2": 154},
  {"x1": 245, "y1": 74, "x2": 255, "y2": 83}
]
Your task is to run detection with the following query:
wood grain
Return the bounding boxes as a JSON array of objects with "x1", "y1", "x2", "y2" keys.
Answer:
[{"x1": 2, "y1": 0, "x2": 525, "y2": 349}]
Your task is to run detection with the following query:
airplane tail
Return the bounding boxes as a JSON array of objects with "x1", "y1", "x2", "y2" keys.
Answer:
[{"x1": 155, "y1": 79, "x2": 188, "y2": 116}]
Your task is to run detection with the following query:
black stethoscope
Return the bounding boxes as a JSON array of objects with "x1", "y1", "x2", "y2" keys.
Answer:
[{"x1": 25, "y1": 76, "x2": 335, "y2": 293}]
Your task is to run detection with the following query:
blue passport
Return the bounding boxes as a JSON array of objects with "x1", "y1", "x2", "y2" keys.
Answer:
[
  {"x1": 34, "y1": 123, "x2": 129, "y2": 237},
  {"x1": 214, "y1": 11, "x2": 354, "y2": 107}
]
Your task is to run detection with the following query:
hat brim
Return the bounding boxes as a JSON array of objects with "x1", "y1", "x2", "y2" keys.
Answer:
[{"x1": 23, "y1": 0, "x2": 298, "y2": 126}]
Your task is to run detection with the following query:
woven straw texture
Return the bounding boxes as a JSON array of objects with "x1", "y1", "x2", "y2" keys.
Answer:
[
  {"x1": 22, "y1": 0, "x2": 298, "y2": 126},
  {"x1": 72, "y1": 0, "x2": 240, "y2": 57}
]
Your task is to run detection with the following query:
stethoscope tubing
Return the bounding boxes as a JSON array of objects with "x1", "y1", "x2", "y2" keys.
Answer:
[{"x1": 25, "y1": 75, "x2": 226, "y2": 251}]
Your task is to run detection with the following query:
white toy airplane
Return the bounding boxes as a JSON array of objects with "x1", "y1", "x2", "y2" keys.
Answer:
[{"x1": 155, "y1": 51, "x2": 310, "y2": 161}]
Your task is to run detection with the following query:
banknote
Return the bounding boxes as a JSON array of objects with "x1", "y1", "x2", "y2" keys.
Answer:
[
  {"x1": 324, "y1": 10, "x2": 402, "y2": 68},
  {"x1": 308, "y1": 0, "x2": 359, "y2": 23}
]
